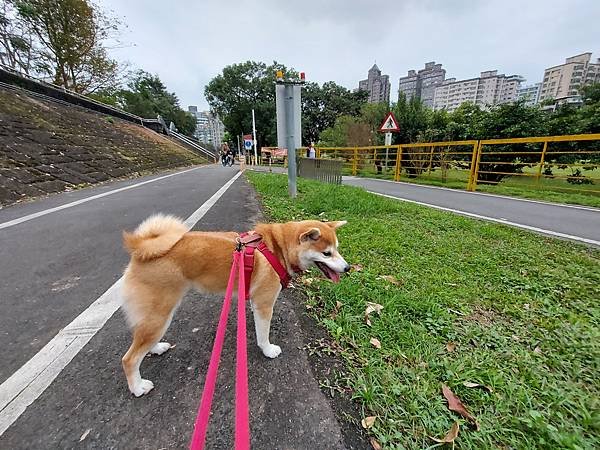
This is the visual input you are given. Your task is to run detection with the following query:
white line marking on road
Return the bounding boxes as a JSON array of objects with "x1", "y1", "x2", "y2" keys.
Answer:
[
  {"x1": 0, "y1": 166, "x2": 205, "y2": 231},
  {"x1": 369, "y1": 191, "x2": 600, "y2": 247},
  {"x1": 0, "y1": 170, "x2": 243, "y2": 436},
  {"x1": 344, "y1": 176, "x2": 600, "y2": 212}
]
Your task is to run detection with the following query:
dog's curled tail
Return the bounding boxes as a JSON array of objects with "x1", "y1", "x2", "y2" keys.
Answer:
[{"x1": 123, "y1": 214, "x2": 188, "y2": 261}]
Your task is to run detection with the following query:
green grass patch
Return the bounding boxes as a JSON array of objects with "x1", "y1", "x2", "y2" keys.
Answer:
[{"x1": 247, "y1": 172, "x2": 600, "y2": 450}]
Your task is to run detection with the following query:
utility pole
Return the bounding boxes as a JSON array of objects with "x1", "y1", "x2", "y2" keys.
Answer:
[
  {"x1": 252, "y1": 109, "x2": 258, "y2": 165},
  {"x1": 275, "y1": 71, "x2": 305, "y2": 198}
]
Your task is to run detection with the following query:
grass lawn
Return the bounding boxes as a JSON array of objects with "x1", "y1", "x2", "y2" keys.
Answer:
[{"x1": 247, "y1": 172, "x2": 600, "y2": 450}]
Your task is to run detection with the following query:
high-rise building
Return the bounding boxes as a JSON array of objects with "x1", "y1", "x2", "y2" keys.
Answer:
[
  {"x1": 398, "y1": 70, "x2": 419, "y2": 101},
  {"x1": 398, "y1": 62, "x2": 446, "y2": 108},
  {"x1": 517, "y1": 83, "x2": 542, "y2": 106},
  {"x1": 539, "y1": 53, "x2": 600, "y2": 104},
  {"x1": 433, "y1": 70, "x2": 523, "y2": 112},
  {"x1": 187, "y1": 106, "x2": 225, "y2": 149},
  {"x1": 358, "y1": 64, "x2": 391, "y2": 104}
]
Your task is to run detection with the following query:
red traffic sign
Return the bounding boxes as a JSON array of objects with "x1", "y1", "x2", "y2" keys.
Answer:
[{"x1": 379, "y1": 112, "x2": 400, "y2": 132}]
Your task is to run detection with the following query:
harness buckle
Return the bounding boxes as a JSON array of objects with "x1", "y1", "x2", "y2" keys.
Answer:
[{"x1": 235, "y1": 237, "x2": 243, "y2": 252}]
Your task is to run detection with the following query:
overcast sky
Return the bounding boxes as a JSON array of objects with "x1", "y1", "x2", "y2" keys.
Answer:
[{"x1": 98, "y1": 0, "x2": 600, "y2": 110}]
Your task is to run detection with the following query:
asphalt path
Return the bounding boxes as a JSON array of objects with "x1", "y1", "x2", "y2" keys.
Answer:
[
  {"x1": 343, "y1": 177, "x2": 600, "y2": 246},
  {"x1": 0, "y1": 165, "x2": 362, "y2": 449}
]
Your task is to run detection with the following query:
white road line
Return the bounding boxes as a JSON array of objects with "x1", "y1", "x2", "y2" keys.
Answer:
[
  {"x1": 344, "y1": 176, "x2": 600, "y2": 212},
  {"x1": 369, "y1": 191, "x2": 600, "y2": 247},
  {"x1": 0, "y1": 166, "x2": 205, "y2": 231},
  {"x1": 0, "y1": 170, "x2": 243, "y2": 436}
]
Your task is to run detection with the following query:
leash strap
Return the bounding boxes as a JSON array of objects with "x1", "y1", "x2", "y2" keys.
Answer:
[
  {"x1": 189, "y1": 251, "x2": 240, "y2": 450},
  {"x1": 190, "y1": 230, "x2": 292, "y2": 450},
  {"x1": 235, "y1": 246, "x2": 250, "y2": 450}
]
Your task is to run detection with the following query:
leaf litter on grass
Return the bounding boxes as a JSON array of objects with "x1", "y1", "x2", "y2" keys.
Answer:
[{"x1": 442, "y1": 384, "x2": 480, "y2": 430}]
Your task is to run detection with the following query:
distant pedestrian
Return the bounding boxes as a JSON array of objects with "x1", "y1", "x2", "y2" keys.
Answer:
[{"x1": 308, "y1": 142, "x2": 316, "y2": 159}]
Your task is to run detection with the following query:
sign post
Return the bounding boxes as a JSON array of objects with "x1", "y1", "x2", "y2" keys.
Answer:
[
  {"x1": 243, "y1": 134, "x2": 253, "y2": 163},
  {"x1": 379, "y1": 112, "x2": 400, "y2": 173},
  {"x1": 252, "y1": 109, "x2": 258, "y2": 165}
]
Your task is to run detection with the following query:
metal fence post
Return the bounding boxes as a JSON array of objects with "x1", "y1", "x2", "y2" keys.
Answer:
[
  {"x1": 394, "y1": 146, "x2": 403, "y2": 181},
  {"x1": 467, "y1": 141, "x2": 479, "y2": 191},
  {"x1": 536, "y1": 141, "x2": 549, "y2": 183},
  {"x1": 352, "y1": 148, "x2": 358, "y2": 175},
  {"x1": 469, "y1": 141, "x2": 483, "y2": 192}
]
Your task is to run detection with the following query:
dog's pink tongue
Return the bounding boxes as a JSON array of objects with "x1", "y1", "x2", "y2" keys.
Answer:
[{"x1": 330, "y1": 270, "x2": 340, "y2": 283}]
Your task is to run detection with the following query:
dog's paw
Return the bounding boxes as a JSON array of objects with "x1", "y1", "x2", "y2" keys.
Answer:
[
  {"x1": 130, "y1": 379, "x2": 154, "y2": 397},
  {"x1": 150, "y1": 342, "x2": 172, "y2": 355},
  {"x1": 261, "y1": 344, "x2": 282, "y2": 359}
]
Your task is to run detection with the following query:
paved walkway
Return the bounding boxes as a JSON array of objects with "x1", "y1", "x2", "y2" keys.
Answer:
[
  {"x1": 344, "y1": 177, "x2": 600, "y2": 246},
  {"x1": 0, "y1": 165, "x2": 364, "y2": 449}
]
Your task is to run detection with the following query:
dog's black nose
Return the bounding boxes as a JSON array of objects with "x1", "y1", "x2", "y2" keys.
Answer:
[{"x1": 344, "y1": 265, "x2": 351, "y2": 273}]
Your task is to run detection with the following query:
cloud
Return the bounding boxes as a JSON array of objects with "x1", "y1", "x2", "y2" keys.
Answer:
[{"x1": 98, "y1": 0, "x2": 600, "y2": 110}]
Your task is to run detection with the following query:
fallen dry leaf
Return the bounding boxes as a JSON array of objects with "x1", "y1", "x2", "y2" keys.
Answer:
[
  {"x1": 462, "y1": 381, "x2": 493, "y2": 393},
  {"x1": 351, "y1": 264, "x2": 363, "y2": 272},
  {"x1": 361, "y1": 416, "x2": 377, "y2": 429},
  {"x1": 430, "y1": 422, "x2": 460, "y2": 444},
  {"x1": 79, "y1": 429, "x2": 91, "y2": 442},
  {"x1": 301, "y1": 277, "x2": 314, "y2": 286},
  {"x1": 442, "y1": 384, "x2": 479, "y2": 430},
  {"x1": 365, "y1": 301, "x2": 384, "y2": 327},
  {"x1": 534, "y1": 346, "x2": 542, "y2": 354},
  {"x1": 370, "y1": 437, "x2": 382, "y2": 450},
  {"x1": 370, "y1": 337, "x2": 381, "y2": 349},
  {"x1": 377, "y1": 275, "x2": 402, "y2": 286},
  {"x1": 446, "y1": 342, "x2": 457, "y2": 353},
  {"x1": 365, "y1": 302, "x2": 384, "y2": 316},
  {"x1": 331, "y1": 301, "x2": 343, "y2": 319}
]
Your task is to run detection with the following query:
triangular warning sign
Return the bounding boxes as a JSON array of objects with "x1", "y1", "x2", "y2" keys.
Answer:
[{"x1": 379, "y1": 112, "x2": 400, "y2": 132}]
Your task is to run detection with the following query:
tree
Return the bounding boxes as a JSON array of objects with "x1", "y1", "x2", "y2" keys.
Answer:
[
  {"x1": 205, "y1": 61, "x2": 290, "y2": 149},
  {"x1": 0, "y1": 0, "x2": 38, "y2": 73},
  {"x1": 302, "y1": 81, "x2": 367, "y2": 144},
  {"x1": 119, "y1": 71, "x2": 196, "y2": 136},
  {"x1": 360, "y1": 102, "x2": 389, "y2": 145},
  {"x1": 318, "y1": 115, "x2": 370, "y2": 147},
  {"x1": 14, "y1": 0, "x2": 121, "y2": 93}
]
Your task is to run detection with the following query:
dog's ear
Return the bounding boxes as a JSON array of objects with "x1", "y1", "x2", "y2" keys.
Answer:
[
  {"x1": 326, "y1": 220, "x2": 347, "y2": 229},
  {"x1": 300, "y1": 227, "x2": 321, "y2": 243}
]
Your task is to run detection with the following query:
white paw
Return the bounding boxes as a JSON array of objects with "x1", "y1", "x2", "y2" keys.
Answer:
[
  {"x1": 130, "y1": 379, "x2": 154, "y2": 397},
  {"x1": 261, "y1": 344, "x2": 282, "y2": 359},
  {"x1": 150, "y1": 342, "x2": 172, "y2": 355}
]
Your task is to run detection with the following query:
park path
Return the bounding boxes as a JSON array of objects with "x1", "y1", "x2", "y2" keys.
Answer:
[{"x1": 0, "y1": 164, "x2": 364, "y2": 449}]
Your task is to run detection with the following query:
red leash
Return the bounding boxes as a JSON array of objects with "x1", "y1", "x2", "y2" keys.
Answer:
[
  {"x1": 189, "y1": 248, "x2": 250, "y2": 449},
  {"x1": 189, "y1": 232, "x2": 291, "y2": 450},
  {"x1": 235, "y1": 245, "x2": 250, "y2": 449}
]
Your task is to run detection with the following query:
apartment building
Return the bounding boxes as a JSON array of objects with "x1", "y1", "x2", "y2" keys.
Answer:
[
  {"x1": 433, "y1": 70, "x2": 523, "y2": 112},
  {"x1": 358, "y1": 64, "x2": 391, "y2": 104},
  {"x1": 539, "y1": 53, "x2": 600, "y2": 104},
  {"x1": 398, "y1": 61, "x2": 446, "y2": 107},
  {"x1": 187, "y1": 106, "x2": 225, "y2": 148},
  {"x1": 517, "y1": 83, "x2": 542, "y2": 106}
]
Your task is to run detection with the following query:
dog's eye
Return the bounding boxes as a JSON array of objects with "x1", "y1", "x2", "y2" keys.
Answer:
[{"x1": 322, "y1": 251, "x2": 332, "y2": 257}]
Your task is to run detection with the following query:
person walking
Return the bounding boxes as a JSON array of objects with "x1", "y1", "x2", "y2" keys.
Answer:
[{"x1": 308, "y1": 142, "x2": 316, "y2": 159}]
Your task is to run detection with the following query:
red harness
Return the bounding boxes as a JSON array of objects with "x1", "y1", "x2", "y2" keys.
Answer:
[{"x1": 238, "y1": 231, "x2": 291, "y2": 297}]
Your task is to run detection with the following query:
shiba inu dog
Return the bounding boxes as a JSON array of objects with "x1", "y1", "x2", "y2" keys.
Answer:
[{"x1": 120, "y1": 215, "x2": 349, "y2": 397}]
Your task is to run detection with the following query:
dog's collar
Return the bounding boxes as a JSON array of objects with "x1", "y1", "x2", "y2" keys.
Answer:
[{"x1": 238, "y1": 232, "x2": 292, "y2": 295}]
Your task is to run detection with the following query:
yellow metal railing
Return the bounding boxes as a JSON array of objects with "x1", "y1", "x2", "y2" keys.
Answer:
[{"x1": 313, "y1": 134, "x2": 600, "y2": 197}]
